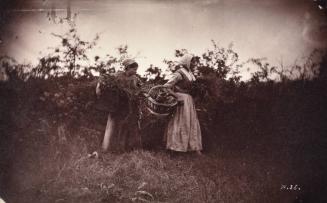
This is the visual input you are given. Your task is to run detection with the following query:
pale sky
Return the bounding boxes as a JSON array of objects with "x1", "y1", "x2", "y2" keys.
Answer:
[{"x1": 1, "y1": 0, "x2": 326, "y2": 79}]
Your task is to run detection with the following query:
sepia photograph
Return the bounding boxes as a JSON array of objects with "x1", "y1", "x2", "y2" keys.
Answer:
[{"x1": 0, "y1": 0, "x2": 327, "y2": 202}]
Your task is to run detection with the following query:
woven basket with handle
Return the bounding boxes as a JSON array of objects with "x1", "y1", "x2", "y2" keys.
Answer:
[{"x1": 144, "y1": 85, "x2": 178, "y2": 117}]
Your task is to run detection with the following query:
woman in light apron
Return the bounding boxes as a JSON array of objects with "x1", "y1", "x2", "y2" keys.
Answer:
[{"x1": 163, "y1": 54, "x2": 202, "y2": 154}]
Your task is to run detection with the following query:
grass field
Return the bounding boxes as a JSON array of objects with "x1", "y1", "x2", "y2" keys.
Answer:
[{"x1": 3, "y1": 119, "x2": 326, "y2": 203}]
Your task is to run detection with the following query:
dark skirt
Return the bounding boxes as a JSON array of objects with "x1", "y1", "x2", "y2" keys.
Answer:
[{"x1": 102, "y1": 98, "x2": 141, "y2": 153}]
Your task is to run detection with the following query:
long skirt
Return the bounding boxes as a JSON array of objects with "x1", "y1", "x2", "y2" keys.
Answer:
[
  {"x1": 102, "y1": 112, "x2": 141, "y2": 153},
  {"x1": 166, "y1": 92, "x2": 202, "y2": 152}
]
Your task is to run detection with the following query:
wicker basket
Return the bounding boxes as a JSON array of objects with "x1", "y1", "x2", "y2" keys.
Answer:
[{"x1": 145, "y1": 85, "x2": 178, "y2": 117}]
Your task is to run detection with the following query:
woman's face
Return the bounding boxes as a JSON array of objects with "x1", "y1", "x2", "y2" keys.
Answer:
[
  {"x1": 190, "y1": 58, "x2": 199, "y2": 71},
  {"x1": 126, "y1": 66, "x2": 138, "y2": 76}
]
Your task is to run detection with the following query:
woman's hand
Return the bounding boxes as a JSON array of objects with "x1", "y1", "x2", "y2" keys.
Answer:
[
  {"x1": 162, "y1": 86, "x2": 183, "y2": 106},
  {"x1": 137, "y1": 91, "x2": 149, "y2": 98},
  {"x1": 95, "y1": 82, "x2": 101, "y2": 98},
  {"x1": 164, "y1": 86, "x2": 178, "y2": 98}
]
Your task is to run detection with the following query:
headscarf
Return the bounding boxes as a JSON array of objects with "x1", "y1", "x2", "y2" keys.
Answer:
[
  {"x1": 122, "y1": 59, "x2": 138, "y2": 69},
  {"x1": 177, "y1": 54, "x2": 196, "y2": 82},
  {"x1": 178, "y1": 54, "x2": 194, "y2": 70}
]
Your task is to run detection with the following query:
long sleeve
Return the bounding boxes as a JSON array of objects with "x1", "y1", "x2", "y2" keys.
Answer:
[
  {"x1": 95, "y1": 75, "x2": 106, "y2": 97},
  {"x1": 96, "y1": 82, "x2": 101, "y2": 97},
  {"x1": 164, "y1": 72, "x2": 183, "y2": 88}
]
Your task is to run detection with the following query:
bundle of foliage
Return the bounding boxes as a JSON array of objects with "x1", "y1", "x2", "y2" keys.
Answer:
[{"x1": 148, "y1": 86, "x2": 176, "y2": 105}]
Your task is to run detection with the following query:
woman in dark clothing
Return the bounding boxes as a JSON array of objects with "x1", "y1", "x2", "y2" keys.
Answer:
[{"x1": 98, "y1": 59, "x2": 142, "y2": 153}]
